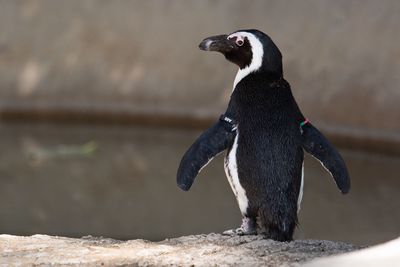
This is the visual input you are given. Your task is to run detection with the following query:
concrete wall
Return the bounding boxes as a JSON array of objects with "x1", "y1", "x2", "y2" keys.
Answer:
[{"x1": 0, "y1": 0, "x2": 399, "y2": 136}]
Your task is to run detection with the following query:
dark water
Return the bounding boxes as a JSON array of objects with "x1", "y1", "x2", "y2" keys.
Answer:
[{"x1": 0, "y1": 122, "x2": 399, "y2": 246}]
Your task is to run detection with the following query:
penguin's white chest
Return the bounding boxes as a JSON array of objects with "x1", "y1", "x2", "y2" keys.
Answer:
[{"x1": 223, "y1": 132, "x2": 249, "y2": 215}]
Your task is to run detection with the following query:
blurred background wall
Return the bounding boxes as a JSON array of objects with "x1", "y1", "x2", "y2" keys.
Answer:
[
  {"x1": 0, "y1": 0, "x2": 399, "y2": 246},
  {"x1": 1, "y1": 0, "x2": 400, "y2": 140}
]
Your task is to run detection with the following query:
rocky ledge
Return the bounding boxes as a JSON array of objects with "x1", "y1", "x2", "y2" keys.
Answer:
[{"x1": 0, "y1": 233, "x2": 362, "y2": 266}]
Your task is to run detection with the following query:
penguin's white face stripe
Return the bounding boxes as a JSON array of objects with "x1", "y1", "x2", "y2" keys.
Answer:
[{"x1": 229, "y1": 32, "x2": 264, "y2": 90}]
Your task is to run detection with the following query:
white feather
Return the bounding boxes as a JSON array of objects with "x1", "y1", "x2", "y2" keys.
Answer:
[
  {"x1": 309, "y1": 154, "x2": 338, "y2": 188},
  {"x1": 197, "y1": 151, "x2": 224, "y2": 174},
  {"x1": 297, "y1": 161, "x2": 305, "y2": 213},
  {"x1": 224, "y1": 131, "x2": 249, "y2": 215}
]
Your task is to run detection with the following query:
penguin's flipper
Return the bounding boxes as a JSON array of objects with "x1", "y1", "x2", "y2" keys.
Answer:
[
  {"x1": 301, "y1": 123, "x2": 350, "y2": 194},
  {"x1": 177, "y1": 115, "x2": 236, "y2": 191}
]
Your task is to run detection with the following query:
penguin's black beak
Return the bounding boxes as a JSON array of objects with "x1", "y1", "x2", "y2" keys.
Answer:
[{"x1": 199, "y1": 34, "x2": 237, "y2": 53}]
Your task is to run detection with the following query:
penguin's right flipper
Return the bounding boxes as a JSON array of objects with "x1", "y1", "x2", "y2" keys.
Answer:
[
  {"x1": 177, "y1": 115, "x2": 236, "y2": 191},
  {"x1": 301, "y1": 123, "x2": 350, "y2": 194}
]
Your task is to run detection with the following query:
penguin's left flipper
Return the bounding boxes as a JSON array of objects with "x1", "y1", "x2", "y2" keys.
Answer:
[
  {"x1": 177, "y1": 115, "x2": 236, "y2": 191},
  {"x1": 301, "y1": 123, "x2": 350, "y2": 194}
]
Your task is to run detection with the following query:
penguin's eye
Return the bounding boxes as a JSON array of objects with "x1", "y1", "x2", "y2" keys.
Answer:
[{"x1": 228, "y1": 34, "x2": 245, "y2": 47}]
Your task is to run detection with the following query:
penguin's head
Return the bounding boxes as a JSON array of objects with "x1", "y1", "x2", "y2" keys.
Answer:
[{"x1": 199, "y1": 29, "x2": 282, "y2": 77}]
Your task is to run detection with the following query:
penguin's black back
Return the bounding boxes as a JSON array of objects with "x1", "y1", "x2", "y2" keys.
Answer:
[{"x1": 231, "y1": 72, "x2": 304, "y2": 239}]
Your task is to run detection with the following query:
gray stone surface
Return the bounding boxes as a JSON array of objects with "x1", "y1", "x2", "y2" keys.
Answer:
[
  {"x1": 304, "y1": 237, "x2": 400, "y2": 267},
  {"x1": 0, "y1": 1, "x2": 399, "y2": 135},
  {"x1": 0, "y1": 233, "x2": 359, "y2": 266}
]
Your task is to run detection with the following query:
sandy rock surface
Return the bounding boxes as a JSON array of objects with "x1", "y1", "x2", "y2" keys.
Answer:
[
  {"x1": 304, "y1": 237, "x2": 400, "y2": 267},
  {"x1": 0, "y1": 233, "x2": 359, "y2": 266}
]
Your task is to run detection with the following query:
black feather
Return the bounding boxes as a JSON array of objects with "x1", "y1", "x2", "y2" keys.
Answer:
[
  {"x1": 301, "y1": 123, "x2": 351, "y2": 194},
  {"x1": 177, "y1": 117, "x2": 236, "y2": 191}
]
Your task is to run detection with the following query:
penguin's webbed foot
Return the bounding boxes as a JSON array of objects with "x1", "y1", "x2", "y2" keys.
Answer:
[
  {"x1": 222, "y1": 228, "x2": 255, "y2": 236},
  {"x1": 222, "y1": 217, "x2": 257, "y2": 236}
]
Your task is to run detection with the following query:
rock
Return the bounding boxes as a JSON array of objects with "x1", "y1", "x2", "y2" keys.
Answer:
[
  {"x1": 0, "y1": 233, "x2": 359, "y2": 266},
  {"x1": 304, "y1": 237, "x2": 400, "y2": 267}
]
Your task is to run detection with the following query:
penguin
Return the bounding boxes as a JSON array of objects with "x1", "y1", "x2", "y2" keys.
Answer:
[{"x1": 177, "y1": 29, "x2": 350, "y2": 242}]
